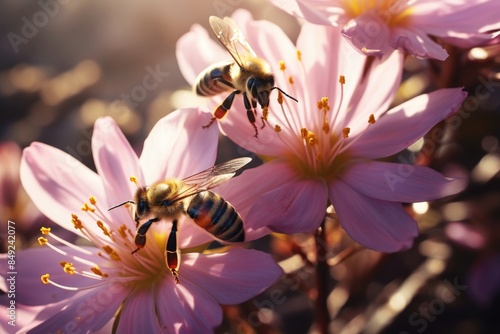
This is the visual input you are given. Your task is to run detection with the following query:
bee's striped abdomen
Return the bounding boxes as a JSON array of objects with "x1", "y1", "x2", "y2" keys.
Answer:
[
  {"x1": 195, "y1": 62, "x2": 234, "y2": 97},
  {"x1": 187, "y1": 191, "x2": 244, "y2": 242}
]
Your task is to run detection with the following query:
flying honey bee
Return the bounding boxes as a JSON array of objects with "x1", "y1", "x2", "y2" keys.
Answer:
[
  {"x1": 109, "y1": 157, "x2": 251, "y2": 283},
  {"x1": 195, "y1": 16, "x2": 297, "y2": 137}
]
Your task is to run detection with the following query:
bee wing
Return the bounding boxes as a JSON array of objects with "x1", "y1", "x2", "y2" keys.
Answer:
[
  {"x1": 209, "y1": 16, "x2": 257, "y2": 68},
  {"x1": 169, "y1": 157, "x2": 252, "y2": 203}
]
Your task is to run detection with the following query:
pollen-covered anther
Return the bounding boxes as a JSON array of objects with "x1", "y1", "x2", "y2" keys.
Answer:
[
  {"x1": 38, "y1": 237, "x2": 48, "y2": 246},
  {"x1": 279, "y1": 60, "x2": 286, "y2": 71},
  {"x1": 97, "y1": 220, "x2": 111, "y2": 237},
  {"x1": 71, "y1": 214, "x2": 83, "y2": 229},
  {"x1": 81, "y1": 202, "x2": 95, "y2": 212},
  {"x1": 41, "y1": 274, "x2": 50, "y2": 284},
  {"x1": 102, "y1": 245, "x2": 121, "y2": 261},
  {"x1": 301, "y1": 128, "x2": 318, "y2": 146},
  {"x1": 262, "y1": 107, "x2": 269, "y2": 121},
  {"x1": 368, "y1": 114, "x2": 376, "y2": 124},
  {"x1": 118, "y1": 224, "x2": 128, "y2": 238},
  {"x1": 296, "y1": 50, "x2": 302, "y2": 61},
  {"x1": 130, "y1": 176, "x2": 138, "y2": 185},
  {"x1": 89, "y1": 196, "x2": 97, "y2": 205},
  {"x1": 91, "y1": 266, "x2": 108, "y2": 277},
  {"x1": 63, "y1": 262, "x2": 75, "y2": 275},
  {"x1": 277, "y1": 90, "x2": 284, "y2": 104},
  {"x1": 40, "y1": 227, "x2": 51, "y2": 235},
  {"x1": 317, "y1": 97, "x2": 331, "y2": 111},
  {"x1": 342, "y1": 127, "x2": 351, "y2": 139},
  {"x1": 339, "y1": 75, "x2": 346, "y2": 85},
  {"x1": 274, "y1": 125, "x2": 282, "y2": 133},
  {"x1": 288, "y1": 75, "x2": 294, "y2": 84}
]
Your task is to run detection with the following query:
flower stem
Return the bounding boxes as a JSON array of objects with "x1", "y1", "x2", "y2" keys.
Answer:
[{"x1": 315, "y1": 218, "x2": 330, "y2": 334}]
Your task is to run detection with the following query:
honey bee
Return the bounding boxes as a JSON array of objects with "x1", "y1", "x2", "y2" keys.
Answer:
[
  {"x1": 109, "y1": 157, "x2": 251, "y2": 283},
  {"x1": 195, "y1": 16, "x2": 297, "y2": 137}
]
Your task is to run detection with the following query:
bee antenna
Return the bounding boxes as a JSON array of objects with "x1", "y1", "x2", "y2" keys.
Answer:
[
  {"x1": 271, "y1": 87, "x2": 298, "y2": 102},
  {"x1": 108, "y1": 200, "x2": 135, "y2": 211}
]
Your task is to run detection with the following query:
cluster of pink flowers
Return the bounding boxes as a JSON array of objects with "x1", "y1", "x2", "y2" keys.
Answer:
[{"x1": 2, "y1": 1, "x2": 499, "y2": 332}]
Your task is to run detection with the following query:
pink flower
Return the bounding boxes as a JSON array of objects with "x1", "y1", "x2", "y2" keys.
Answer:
[
  {"x1": 0, "y1": 109, "x2": 282, "y2": 333},
  {"x1": 269, "y1": 0, "x2": 500, "y2": 60},
  {"x1": 176, "y1": 10, "x2": 468, "y2": 252}
]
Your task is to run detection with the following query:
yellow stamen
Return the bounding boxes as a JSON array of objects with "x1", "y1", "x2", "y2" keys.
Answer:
[
  {"x1": 97, "y1": 221, "x2": 111, "y2": 237},
  {"x1": 277, "y1": 90, "x2": 284, "y2": 105},
  {"x1": 63, "y1": 263, "x2": 75, "y2": 275},
  {"x1": 102, "y1": 245, "x2": 121, "y2": 261},
  {"x1": 262, "y1": 107, "x2": 269, "y2": 121},
  {"x1": 90, "y1": 266, "x2": 108, "y2": 277},
  {"x1": 296, "y1": 50, "x2": 302, "y2": 61},
  {"x1": 38, "y1": 237, "x2": 48, "y2": 246},
  {"x1": 71, "y1": 215, "x2": 83, "y2": 229},
  {"x1": 339, "y1": 75, "x2": 346, "y2": 84},
  {"x1": 368, "y1": 114, "x2": 376, "y2": 124},
  {"x1": 130, "y1": 176, "x2": 138, "y2": 185},
  {"x1": 89, "y1": 196, "x2": 97, "y2": 205},
  {"x1": 279, "y1": 60, "x2": 286, "y2": 71},
  {"x1": 81, "y1": 202, "x2": 95, "y2": 212},
  {"x1": 274, "y1": 125, "x2": 282, "y2": 132},
  {"x1": 118, "y1": 224, "x2": 128, "y2": 238},
  {"x1": 288, "y1": 76, "x2": 294, "y2": 85},
  {"x1": 41, "y1": 274, "x2": 50, "y2": 284},
  {"x1": 40, "y1": 227, "x2": 51, "y2": 235},
  {"x1": 301, "y1": 128, "x2": 318, "y2": 146},
  {"x1": 342, "y1": 127, "x2": 350, "y2": 138}
]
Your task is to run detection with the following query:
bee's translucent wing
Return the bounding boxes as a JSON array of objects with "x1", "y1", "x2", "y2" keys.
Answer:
[
  {"x1": 209, "y1": 16, "x2": 257, "y2": 68},
  {"x1": 169, "y1": 157, "x2": 252, "y2": 202}
]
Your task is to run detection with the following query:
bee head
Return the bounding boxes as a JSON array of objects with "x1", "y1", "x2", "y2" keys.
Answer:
[
  {"x1": 133, "y1": 186, "x2": 150, "y2": 218},
  {"x1": 247, "y1": 75, "x2": 275, "y2": 108}
]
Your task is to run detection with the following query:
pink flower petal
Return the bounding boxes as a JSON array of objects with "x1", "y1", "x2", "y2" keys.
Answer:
[
  {"x1": 341, "y1": 161, "x2": 466, "y2": 202},
  {"x1": 0, "y1": 247, "x2": 102, "y2": 305},
  {"x1": 139, "y1": 108, "x2": 218, "y2": 183},
  {"x1": 176, "y1": 24, "x2": 229, "y2": 86},
  {"x1": 20, "y1": 142, "x2": 105, "y2": 237},
  {"x1": 391, "y1": 27, "x2": 449, "y2": 60},
  {"x1": 155, "y1": 275, "x2": 222, "y2": 333},
  {"x1": 350, "y1": 88, "x2": 467, "y2": 159},
  {"x1": 28, "y1": 285, "x2": 127, "y2": 333},
  {"x1": 341, "y1": 11, "x2": 393, "y2": 59},
  {"x1": 182, "y1": 248, "x2": 283, "y2": 304},
  {"x1": 269, "y1": 0, "x2": 348, "y2": 26},
  {"x1": 247, "y1": 176, "x2": 328, "y2": 234},
  {"x1": 216, "y1": 160, "x2": 305, "y2": 239},
  {"x1": 329, "y1": 179, "x2": 419, "y2": 252},
  {"x1": 91, "y1": 117, "x2": 143, "y2": 226},
  {"x1": 115, "y1": 287, "x2": 164, "y2": 333}
]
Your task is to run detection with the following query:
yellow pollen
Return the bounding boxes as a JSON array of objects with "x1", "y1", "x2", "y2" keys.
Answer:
[
  {"x1": 322, "y1": 121, "x2": 330, "y2": 133},
  {"x1": 40, "y1": 227, "x2": 51, "y2": 235},
  {"x1": 41, "y1": 274, "x2": 50, "y2": 284},
  {"x1": 63, "y1": 263, "x2": 75, "y2": 275},
  {"x1": 38, "y1": 237, "x2": 48, "y2": 246},
  {"x1": 102, "y1": 245, "x2": 121, "y2": 261},
  {"x1": 91, "y1": 266, "x2": 108, "y2": 277},
  {"x1": 89, "y1": 196, "x2": 97, "y2": 205},
  {"x1": 262, "y1": 107, "x2": 269, "y2": 121},
  {"x1": 118, "y1": 224, "x2": 128, "y2": 238},
  {"x1": 301, "y1": 128, "x2": 318, "y2": 146},
  {"x1": 339, "y1": 75, "x2": 346, "y2": 84},
  {"x1": 368, "y1": 114, "x2": 376, "y2": 124},
  {"x1": 277, "y1": 90, "x2": 284, "y2": 104},
  {"x1": 288, "y1": 75, "x2": 294, "y2": 84},
  {"x1": 60, "y1": 261, "x2": 67, "y2": 267},
  {"x1": 274, "y1": 125, "x2": 282, "y2": 132},
  {"x1": 130, "y1": 176, "x2": 138, "y2": 185},
  {"x1": 342, "y1": 127, "x2": 350, "y2": 138},
  {"x1": 97, "y1": 220, "x2": 111, "y2": 237},
  {"x1": 279, "y1": 60, "x2": 286, "y2": 71},
  {"x1": 296, "y1": 50, "x2": 302, "y2": 61},
  {"x1": 71, "y1": 216, "x2": 83, "y2": 229},
  {"x1": 81, "y1": 202, "x2": 95, "y2": 212},
  {"x1": 317, "y1": 97, "x2": 331, "y2": 111}
]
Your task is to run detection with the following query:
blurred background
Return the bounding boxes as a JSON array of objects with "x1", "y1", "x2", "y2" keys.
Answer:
[{"x1": 1, "y1": 1, "x2": 500, "y2": 333}]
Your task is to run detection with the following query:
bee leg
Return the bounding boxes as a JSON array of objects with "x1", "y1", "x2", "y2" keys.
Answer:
[
  {"x1": 202, "y1": 90, "x2": 240, "y2": 129},
  {"x1": 165, "y1": 219, "x2": 181, "y2": 284},
  {"x1": 242, "y1": 93, "x2": 258, "y2": 137},
  {"x1": 131, "y1": 217, "x2": 158, "y2": 254}
]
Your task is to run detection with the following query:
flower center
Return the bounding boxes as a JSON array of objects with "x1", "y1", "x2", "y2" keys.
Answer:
[
  {"x1": 268, "y1": 53, "x2": 378, "y2": 181},
  {"x1": 342, "y1": 0, "x2": 414, "y2": 26},
  {"x1": 38, "y1": 195, "x2": 171, "y2": 292}
]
